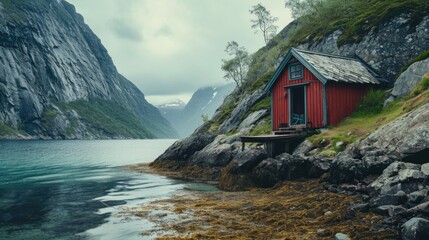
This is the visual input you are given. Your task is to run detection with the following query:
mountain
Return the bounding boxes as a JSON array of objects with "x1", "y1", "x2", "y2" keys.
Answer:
[
  {"x1": 0, "y1": 0, "x2": 177, "y2": 139},
  {"x1": 158, "y1": 83, "x2": 235, "y2": 138},
  {"x1": 157, "y1": 99, "x2": 186, "y2": 126}
]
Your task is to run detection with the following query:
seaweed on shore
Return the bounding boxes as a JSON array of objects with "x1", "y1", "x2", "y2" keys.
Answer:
[{"x1": 133, "y1": 180, "x2": 398, "y2": 239}]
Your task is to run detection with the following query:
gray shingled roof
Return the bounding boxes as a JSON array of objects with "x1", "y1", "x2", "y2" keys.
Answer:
[{"x1": 295, "y1": 49, "x2": 381, "y2": 84}]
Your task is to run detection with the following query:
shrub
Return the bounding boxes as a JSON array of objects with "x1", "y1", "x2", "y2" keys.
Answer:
[{"x1": 354, "y1": 89, "x2": 385, "y2": 116}]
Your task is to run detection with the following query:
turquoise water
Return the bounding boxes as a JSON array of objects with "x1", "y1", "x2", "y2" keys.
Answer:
[{"x1": 0, "y1": 140, "x2": 216, "y2": 240}]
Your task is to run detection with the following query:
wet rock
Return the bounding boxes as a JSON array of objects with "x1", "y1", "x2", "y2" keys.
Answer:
[
  {"x1": 190, "y1": 143, "x2": 235, "y2": 168},
  {"x1": 369, "y1": 195, "x2": 407, "y2": 208},
  {"x1": 407, "y1": 202, "x2": 429, "y2": 215},
  {"x1": 276, "y1": 153, "x2": 311, "y2": 180},
  {"x1": 374, "y1": 205, "x2": 407, "y2": 217},
  {"x1": 153, "y1": 133, "x2": 216, "y2": 165},
  {"x1": 307, "y1": 156, "x2": 331, "y2": 178},
  {"x1": 252, "y1": 158, "x2": 284, "y2": 188},
  {"x1": 334, "y1": 233, "x2": 351, "y2": 240},
  {"x1": 329, "y1": 155, "x2": 364, "y2": 184},
  {"x1": 401, "y1": 217, "x2": 429, "y2": 240},
  {"x1": 229, "y1": 148, "x2": 268, "y2": 173},
  {"x1": 408, "y1": 190, "x2": 428, "y2": 205},
  {"x1": 351, "y1": 203, "x2": 369, "y2": 213}
]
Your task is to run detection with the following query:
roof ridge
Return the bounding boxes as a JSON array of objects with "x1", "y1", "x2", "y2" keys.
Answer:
[{"x1": 293, "y1": 48, "x2": 357, "y2": 61}]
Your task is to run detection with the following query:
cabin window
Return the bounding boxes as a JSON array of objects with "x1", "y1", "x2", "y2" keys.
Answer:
[{"x1": 289, "y1": 63, "x2": 304, "y2": 80}]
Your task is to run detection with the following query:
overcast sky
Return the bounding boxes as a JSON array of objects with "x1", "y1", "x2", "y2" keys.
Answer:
[{"x1": 67, "y1": 0, "x2": 292, "y2": 105}]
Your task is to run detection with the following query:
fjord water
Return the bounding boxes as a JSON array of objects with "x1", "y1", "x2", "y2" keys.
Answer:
[{"x1": 0, "y1": 140, "x2": 213, "y2": 240}]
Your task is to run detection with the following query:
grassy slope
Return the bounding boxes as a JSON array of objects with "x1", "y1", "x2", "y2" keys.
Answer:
[{"x1": 55, "y1": 99, "x2": 155, "y2": 139}]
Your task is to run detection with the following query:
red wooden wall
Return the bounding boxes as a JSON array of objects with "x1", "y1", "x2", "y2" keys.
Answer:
[
  {"x1": 271, "y1": 59, "x2": 324, "y2": 130},
  {"x1": 326, "y1": 82, "x2": 369, "y2": 126}
]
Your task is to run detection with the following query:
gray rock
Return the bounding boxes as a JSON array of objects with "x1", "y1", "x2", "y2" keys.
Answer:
[
  {"x1": 189, "y1": 143, "x2": 235, "y2": 168},
  {"x1": 237, "y1": 109, "x2": 269, "y2": 131},
  {"x1": 408, "y1": 190, "x2": 428, "y2": 205},
  {"x1": 401, "y1": 217, "x2": 429, "y2": 240},
  {"x1": 373, "y1": 205, "x2": 407, "y2": 217},
  {"x1": 218, "y1": 89, "x2": 265, "y2": 134},
  {"x1": 369, "y1": 195, "x2": 406, "y2": 208},
  {"x1": 275, "y1": 153, "x2": 311, "y2": 179},
  {"x1": 292, "y1": 140, "x2": 315, "y2": 156},
  {"x1": 300, "y1": 15, "x2": 429, "y2": 83},
  {"x1": 369, "y1": 162, "x2": 427, "y2": 196},
  {"x1": 422, "y1": 163, "x2": 429, "y2": 176},
  {"x1": 251, "y1": 158, "x2": 284, "y2": 188},
  {"x1": 307, "y1": 156, "x2": 331, "y2": 178},
  {"x1": 388, "y1": 58, "x2": 429, "y2": 102},
  {"x1": 334, "y1": 233, "x2": 351, "y2": 240},
  {"x1": 229, "y1": 148, "x2": 268, "y2": 173},
  {"x1": 408, "y1": 202, "x2": 429, "y2": 215},
  {"x1": 351, "y1": 203, "x2": 369, "y2": 213},
  {"x1": 152, "y1": 133, "x2": 216, "y2": 165}
]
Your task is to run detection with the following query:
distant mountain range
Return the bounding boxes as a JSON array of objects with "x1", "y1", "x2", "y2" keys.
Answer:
[{"x1": 158, "y1": 83, "x2": 235, "y2": 137}]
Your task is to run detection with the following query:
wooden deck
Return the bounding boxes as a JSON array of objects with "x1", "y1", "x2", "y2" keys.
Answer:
[{"x1": 240, "y1": 132, "x2": 307, "y2": 157}]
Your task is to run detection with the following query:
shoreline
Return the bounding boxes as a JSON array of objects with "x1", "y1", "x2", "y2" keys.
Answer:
[{"x1": 130, "y1": 164, "x2": 399, "y2": 239}]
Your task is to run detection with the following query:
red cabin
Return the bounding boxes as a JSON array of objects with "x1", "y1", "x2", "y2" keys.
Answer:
[{"x1": 265, "y1": 48, "x2": 383, "y2": 130}]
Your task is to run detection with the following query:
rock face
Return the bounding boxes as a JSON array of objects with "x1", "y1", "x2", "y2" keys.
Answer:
[
  {"x1": 300, "y1": 15, "x2": 429, "y2": 82},
  {"x1": 0, "y1": 0, "x2": 176, "y2": 139},
  {"x1": 218, "y1": 89, "x2": 265, "y2": 134}
]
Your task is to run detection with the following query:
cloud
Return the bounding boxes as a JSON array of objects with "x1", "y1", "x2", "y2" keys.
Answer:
[
  {"x1": 155, "y1": 26, "x2": 173, "y2": 37},
  {"x1": 67, "y1": 0, "x2": 292, "y2": 104},
  {"x1": 110, "y1": 19, "x2": 143, "y2": 41}
]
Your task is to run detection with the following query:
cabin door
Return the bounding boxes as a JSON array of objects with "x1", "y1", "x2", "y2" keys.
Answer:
[{"x1": 289, "y1": 86, "x2": 306, "y2": 126}]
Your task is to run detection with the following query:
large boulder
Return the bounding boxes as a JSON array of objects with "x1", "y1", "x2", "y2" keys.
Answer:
[
  {"x1": 218, "y1": 148, "x2": 267, "y2": 190},
  {"x1": 229, "y1": 148, "x2": 268, "y2": 174},
  {"x1": 252, "y1": 158, "x2": 285, "y2": 188},
  {"x1": 401, "y1": 217, "x2": 429, "y2": 240},
  {"x1": 151, "y1": 133, "x2": 216, "y2": 168},
  {"x1": 189, "y1": 135, "x2": 239, "y2": 168},
  {"x1": 237, "y1": 109, "x2": 269, "y2": 131},
  {"x1": 385, "y1": 58, "x2": 429, "y2": 105}
]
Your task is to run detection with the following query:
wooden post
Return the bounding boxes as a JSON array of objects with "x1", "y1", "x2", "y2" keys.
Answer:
[{"x1": 242, "y1": 141, "x2": 245, "y2": 151}]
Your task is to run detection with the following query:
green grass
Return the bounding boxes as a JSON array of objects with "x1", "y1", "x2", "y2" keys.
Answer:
[
  {"x1": 249, "y1": 117, "x2": 271, "y2": 136},
  {"x1": 55, "y1": 99, "x2": 155, "y2": 139},
  {"x1": 352, "y1": 89, "x2": 385, "y2": 117},
  {"x1": 251, "y1": 96, "x2": 271, "y2": 112},
  {"x1": 0, "y1": 123, "x2": 18, "y2": 136}
]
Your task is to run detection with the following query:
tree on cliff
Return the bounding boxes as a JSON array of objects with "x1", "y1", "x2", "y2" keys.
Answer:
[
  {"x1": 221, "y1": 41, "x2": 251, "y2": 89},
  {"x1": 250, "y1": 4, "x2": 279, "y2": 44}
]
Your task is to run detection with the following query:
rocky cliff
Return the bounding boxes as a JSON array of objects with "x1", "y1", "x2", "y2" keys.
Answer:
[{"x1": 0, "y1": 0, "x2": 176, "y2": 139}]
